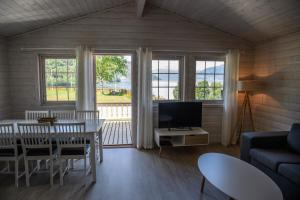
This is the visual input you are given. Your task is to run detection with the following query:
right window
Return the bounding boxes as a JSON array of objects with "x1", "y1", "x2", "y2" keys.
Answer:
[{"x1": 195, "y1": 60, "x2": 225, "y2": 100}]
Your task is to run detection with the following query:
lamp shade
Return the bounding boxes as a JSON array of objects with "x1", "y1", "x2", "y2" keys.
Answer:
[{"x1": 237, "y1": 80, "x2": 265, "y2": 91}]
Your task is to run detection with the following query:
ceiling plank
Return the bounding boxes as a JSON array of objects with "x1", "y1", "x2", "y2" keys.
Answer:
[
  {"x1": 136, "y1": 0, "x2": 146, "y2": 17},
  {"x1": 148, "y1": 0, "x2": 300, "y2": 43},
  {"x1": 0, "y1": 0, "x2": 131, "y2": 36}
]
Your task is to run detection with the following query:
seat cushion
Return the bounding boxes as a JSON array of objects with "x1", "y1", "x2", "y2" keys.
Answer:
[
  {"x1": 0, "y1": 146, "x2": 23, "y2": 157},
  {"x1": 288, "y1": 123, "x2": 300, "y2": 154},
  {"x1": 250, "y1": 148, "x2": 300, "y2": 171},
  {"x1": 278, "y1": 163, "x2": 300, "y2": 186},
  {"x1": 61, "y1": 146, "x2": 89, "y2": 156},
  {"x1": 26, "y1": 147, "x2": 57, "y2": 156}
]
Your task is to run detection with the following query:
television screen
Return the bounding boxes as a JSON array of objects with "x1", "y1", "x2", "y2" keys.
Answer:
[{"x1": 158, "y1": 102, "x2": 202, "y2": 129}]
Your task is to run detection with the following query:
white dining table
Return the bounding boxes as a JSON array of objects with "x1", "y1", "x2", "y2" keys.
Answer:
[{"x1": 0, "y1": 119, "x2": 105, "y2": 183}]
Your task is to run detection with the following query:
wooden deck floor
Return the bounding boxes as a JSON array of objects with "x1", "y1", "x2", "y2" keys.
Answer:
[{"x1": 102, "y1": 120, "x2": 132, "y2": 146}]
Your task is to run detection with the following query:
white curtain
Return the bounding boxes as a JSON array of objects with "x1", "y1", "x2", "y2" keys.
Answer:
[
  {"x1": 137, "y1": 47, "x2": 153, "y2": 149},
  {"x1": 222, "y1": 49, "x2": 240, "y2": 146},
  {"x1": 76, "y1": 46, "x2": 95, "y2": 111}
]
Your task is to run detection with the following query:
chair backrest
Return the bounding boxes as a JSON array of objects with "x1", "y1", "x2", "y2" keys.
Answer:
[
  {"x1": 76, "y1": 110, "x2": 99, "y2": 120},
  {"x1": 51, "y1": 110, "x2": 75, "y2": 120},
  {"x1": 55, "y1": 132, "x2": 88, "y2": 149},
  {"x1": 54, "y1": 122, "x2": 87, "y2": 150},
  {"x1": 18, "y1": 123, "x2": 51, "y2": 150},
  {"x1": 0, "y1": 123, "x2": 17, "y2": 150},
  {"x1": 54, "y1": 122, "x2": 85, "y2": 133},
  {"x1": 25, "y1": 110, "x2": 49, "y2": 120}
]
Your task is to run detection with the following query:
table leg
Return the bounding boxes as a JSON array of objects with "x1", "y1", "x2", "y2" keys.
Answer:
[
  {"x1": 98, "y1": 127, "x2": 103, "y2": 163},
  {"x1": 90, "y1": 134, "x2": 96, "y2": 182},
  {"x1": 70, "y1": 160, "x2": 74, "y2": 169},
  {"x1": 159, "y1": 147, "x2": 162, "y2": 157},
  {"x1": 201, "y1": 176, "x2": 206, "y2": 193}
]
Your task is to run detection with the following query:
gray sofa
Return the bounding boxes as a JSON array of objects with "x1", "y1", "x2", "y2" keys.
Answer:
[{"x1": 240, "y1": 123, "x2": 300, "y2": 200}]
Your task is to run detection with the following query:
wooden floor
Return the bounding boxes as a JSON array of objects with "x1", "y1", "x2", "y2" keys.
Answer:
[
  {"x1": 0, "y1": 145, "x2": 239, "y2": 200},
  {"x1": 102, "y1": 120, "x2": 132, "y2": 146}
]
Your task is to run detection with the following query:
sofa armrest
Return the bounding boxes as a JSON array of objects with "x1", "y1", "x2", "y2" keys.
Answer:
[{"x1": 240, "y1": 131, "x2": 289, "y2": 163}]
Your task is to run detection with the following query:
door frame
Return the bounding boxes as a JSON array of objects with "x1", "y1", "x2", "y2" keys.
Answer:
[{"x1": 93, "y1": 50, "x2": 137, "y2": 147}]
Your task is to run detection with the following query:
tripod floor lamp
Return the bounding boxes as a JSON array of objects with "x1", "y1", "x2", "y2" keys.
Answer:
[{"x1": 232, "y1": 80, "x2": 264, "y2": 144}]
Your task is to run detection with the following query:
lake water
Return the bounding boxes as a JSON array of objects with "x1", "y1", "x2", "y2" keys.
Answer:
[
  {"x1": 96, "y1": 64, "x2": 223, "y2": 100},
  {"x1": 97, "y1": 80, "x2": 178, "y2": 99}
]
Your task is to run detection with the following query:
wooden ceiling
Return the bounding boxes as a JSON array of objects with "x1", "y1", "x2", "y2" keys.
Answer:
[
  {"x1": 0, "y1": 0, "x2": 130, "y2": 36},
  {"x1": 149, "y1": 0, "x2": 300, "y2": 42},
  {"x1": 0, "y1": 0, "x2": 300, "y2": 43}
]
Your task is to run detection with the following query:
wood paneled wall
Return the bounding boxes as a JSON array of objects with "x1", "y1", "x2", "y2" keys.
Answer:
[
  {"x1": 0, "y1": 37, "x2": 10, "y2": 119},
  {"x1": 252, "y1": 31, "x2": 300, "y2": 131},
  {"x1": 7, "y1": 2, "x2": 254, "y2": 143}
]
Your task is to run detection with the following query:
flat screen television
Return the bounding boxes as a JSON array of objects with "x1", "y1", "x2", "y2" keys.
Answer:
[{"x1": 158, "y1": 101, "x2": 202, "y2": 129}]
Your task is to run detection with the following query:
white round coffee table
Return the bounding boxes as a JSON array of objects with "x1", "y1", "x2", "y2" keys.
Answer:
[{"x1": 198, "y1": 153, "x2": 283, "y2": 200}]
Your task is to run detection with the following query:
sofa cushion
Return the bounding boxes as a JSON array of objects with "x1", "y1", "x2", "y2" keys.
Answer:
[
  {"x1": 278, "y1": 163, "x2": 300, "y2": 186},
  {"x1": 288, "y1": 123, "x2": 300, "y2": 154},
  {"x1": 250, "y1": 148, "x2": 300, "y2": 171},
  {"x1": 61, "y1": 145, "x2": 90, "y2": 155}
]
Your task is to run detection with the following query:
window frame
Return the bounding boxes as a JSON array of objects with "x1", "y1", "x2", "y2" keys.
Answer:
[
  {"x1": 151, "y1": 54, "x2": 184, "y2": 102},
  {"x1": 39, "y1": 54, "x2": 77, "y2": 105},
  {"x1": 193, "y1": 55, "x2": 225, "y2": 103}
]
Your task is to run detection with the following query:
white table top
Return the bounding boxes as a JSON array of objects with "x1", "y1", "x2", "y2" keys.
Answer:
[
  {"x1": 198, "y1": 153, "x2": 283, "y2": 200},
  {"x1": 0, "y1": 119, "x2": 105, "y2": 133}
]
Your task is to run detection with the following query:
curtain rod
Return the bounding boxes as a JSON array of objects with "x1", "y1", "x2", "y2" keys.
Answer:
[
  {"x1": 151, "y1": 49, "x2": 228, "y2": 54},
  {"x1": 20, "y1": 47, "x2": 76, "y2": 51},
  {"x1": 91, "y1": 48, "x2": 136, "y2": 51},
  {"x1": 20, "y1": 47, "x2": 229, "y2": 54},
  {"x1": 92, "y1": 48, "x2": 228, "y2": 53}
]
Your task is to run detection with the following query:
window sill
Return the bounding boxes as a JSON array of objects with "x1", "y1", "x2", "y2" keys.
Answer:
[{"x1": 41, "y1": 102, "x2": 76, "y2": 107}]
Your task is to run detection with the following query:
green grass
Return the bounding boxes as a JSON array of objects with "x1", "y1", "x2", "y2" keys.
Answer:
[
  {"x1": 96, "y1": 89, "x2": 131, "y2": 103},
  {"x1": 46, "y1": 87, "x2": 131, "y2": 103}
]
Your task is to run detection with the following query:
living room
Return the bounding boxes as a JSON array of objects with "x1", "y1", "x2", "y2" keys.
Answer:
[{"x1": 0, "y1": 0, "x2": 299, "y2": 200}]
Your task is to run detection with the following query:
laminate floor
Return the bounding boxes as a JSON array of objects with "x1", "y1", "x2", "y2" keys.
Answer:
[{"x1": 0, "y1": 145, "x2": 239, "y2": 200}]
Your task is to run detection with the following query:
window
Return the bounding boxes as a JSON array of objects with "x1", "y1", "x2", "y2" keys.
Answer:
[
  {"x1": 195, "y1": 60, "x2": 225, "y2": 100},
  {"x1": 152, "y1": 59, "x2": 180, "y2": 100},
  {"x1": 40, "y1": 55, "x2": 77, "y2": 104}
]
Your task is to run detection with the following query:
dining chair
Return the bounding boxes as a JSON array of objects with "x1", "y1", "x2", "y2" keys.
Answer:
[
  {"x1": 51, "y1": 110, "x2": 75, "y2": 120},
  {"x1": 54, "y1": 122, "x2": 90, "y2": 185},
  {"x1": 76, "y1": 110, "x2": 99, "y2": 120},
  {"x1": 18, "y1": 123, "x2": 57, "y2": 187},
  {"x1": 25, "y1": 110, "x2": 49, "y2": 120},
  {"x1": 76, "y1": 110, "x2": 101, "y2": 161},
  {"x1": 0, "y1": 123, "x2": 24, "y2": 187}
]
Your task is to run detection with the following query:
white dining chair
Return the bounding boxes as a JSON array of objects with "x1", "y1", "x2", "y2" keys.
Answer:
[
  {"x1": 0, "y1": 123, "x2": 24, "y2": 187},
  {"x1": 76, "y1": 110, "x2": 101, "y2": 161},
  {"x1": 76, "y1": 110, "x2": 99, "y2": 120},
  {"x1": 18, "y1": 123, "x2": 57, "y2": 187},
  {"x1": 54, "y1": 122, "x2": 90, "y2": 185},
  {"x1": 25, "y1": 110, "x2": 49, "y2": 120},
  {"x1": 51, "y1": 110, "x2": 75, "y2": 120}
]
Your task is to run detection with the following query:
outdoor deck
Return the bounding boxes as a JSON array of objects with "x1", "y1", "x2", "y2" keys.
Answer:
[{"x1": 102, "y1": 120, "x2": 132, "y2": 146}]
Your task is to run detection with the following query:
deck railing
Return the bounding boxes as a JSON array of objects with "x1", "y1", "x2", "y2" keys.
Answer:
[{"x1": 97, "y1": 103, "x2": 131, "y2": 119}]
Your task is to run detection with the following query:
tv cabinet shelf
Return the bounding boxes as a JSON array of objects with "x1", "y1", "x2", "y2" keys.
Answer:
[{"x1": 154, "y1": 128, "x2": 209, "y2": 156}]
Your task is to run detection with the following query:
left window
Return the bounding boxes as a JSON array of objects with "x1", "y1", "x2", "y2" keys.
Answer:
[{"x1": 40, "y1": 55, "x2": 77, "y2": 104}]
